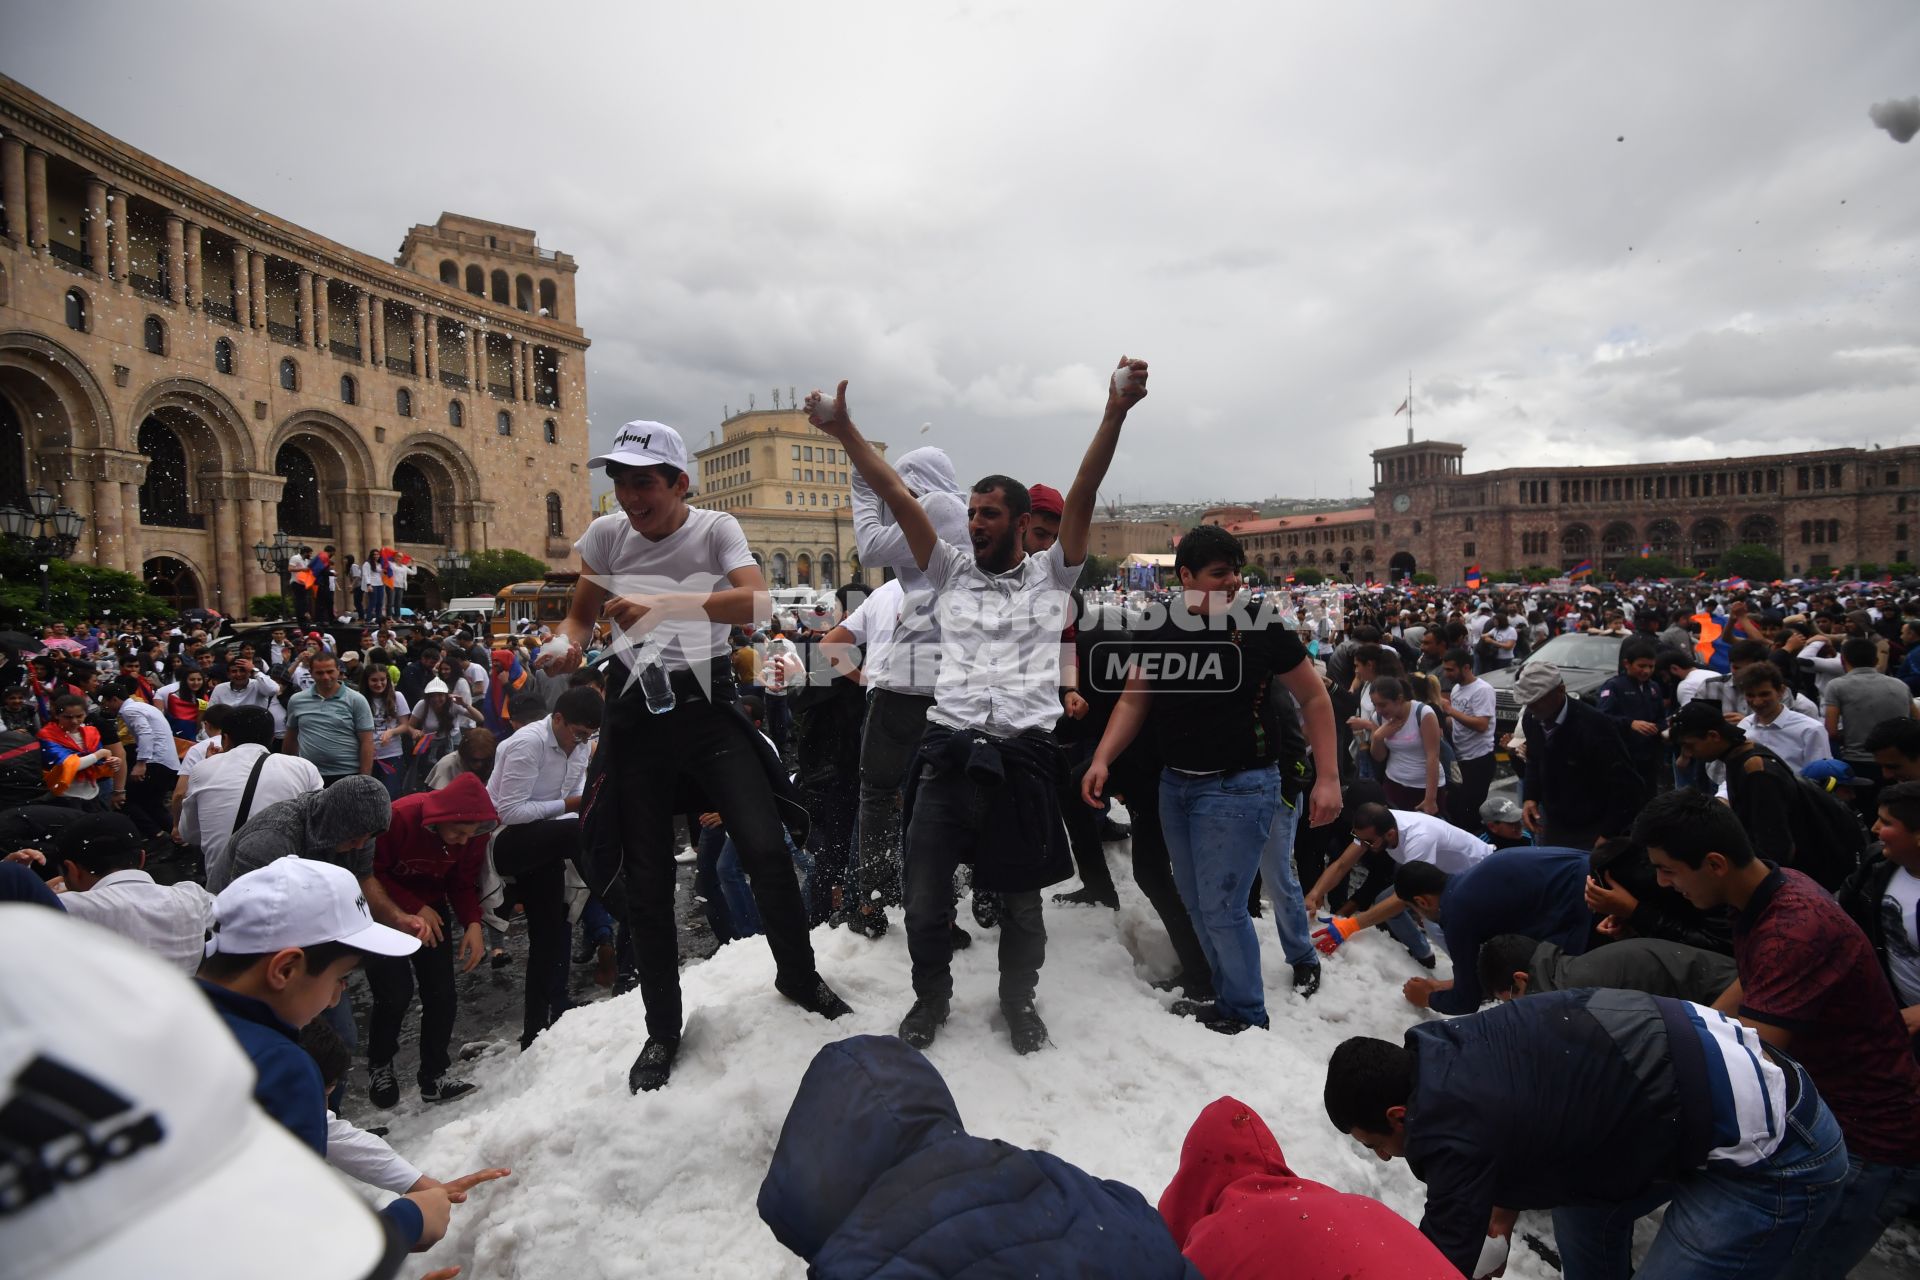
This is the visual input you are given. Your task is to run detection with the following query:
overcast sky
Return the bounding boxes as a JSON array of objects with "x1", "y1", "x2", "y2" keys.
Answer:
[{"x1": 7, "y1": 1, "x2": 1918, "y2": 504}]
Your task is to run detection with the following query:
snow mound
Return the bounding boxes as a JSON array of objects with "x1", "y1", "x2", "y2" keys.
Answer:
[{"x1": 370, "y1": 867, "x2": 1559, "y2": 1277}]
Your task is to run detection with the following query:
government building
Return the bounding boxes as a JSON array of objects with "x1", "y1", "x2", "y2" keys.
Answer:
[
  {"x1": 1210, "y1": 435, "x2": 1920, "y2": 584},
  {"x1": 0, "y1": 75, "x2": 591, "y2": 616},
  {"x1": 686, "y1": 400, "x2": 884, "y2": 590}
]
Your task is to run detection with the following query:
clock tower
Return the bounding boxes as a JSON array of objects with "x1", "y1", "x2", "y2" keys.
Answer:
[{"x1": 1370, "y1": 439, "x2": 1467, "y2": 581}]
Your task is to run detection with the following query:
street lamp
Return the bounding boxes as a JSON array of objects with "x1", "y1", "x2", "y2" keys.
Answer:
[
  {"x1": 0, "y1": 486, "x2": 87, "y2": 611},
  {"x1": 253, "y1": 530, "x2": 296, "y2": 617},
  {"x1": 434, "y1": 547, "x2": 471, "y2": 604}
]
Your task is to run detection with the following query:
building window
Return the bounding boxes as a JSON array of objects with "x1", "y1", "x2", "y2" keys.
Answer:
[
  {"x1": 545, "y1": 492, "x2": 563, "y2": 538},
  {"x1": 1901, "y1": 495, "x2": 1909, "y2": 513},
  {"x1": 496, "y1": 410, "x2": 511, "y2": 436},
  {"x1": 339, "y1": 375, "x2": 356, "y2": 405},
  {"x1": 1801, "y1": 521, "x2": 1811, "y2": 545},
  {"x1": 438, "y1": 260, "x2": 459, "y2": 286},
  {"x1": 1898, "y1": 524, "x2": 1909, "y2": 542},
  {"x1": 64, "y1": 288, "x2": 87, "y2": 331},
  {"x1": 543, "y1": 418, "x2": 557, "y2": 444},
  {"x1": 213, "y1": 337, "x2": 234, "y2": 375},
  {"x1": 1463, "y1": 542, "x2": 1476, "y2": 557},
  {"x1": 792, "y1": 446, "x2": 801, "y2": 460},
  {"x1": 279, "y1": 358, "x2": 298, "y2": 391},
  {"x1": 396, "y1": 388, "x2": 412, "y2": 417},
  {"x1": 810, "y1": 493, "x2": 818, "y2": 505},
  {"x1": 804, "y1": 446, "x2": 813, "y2": 461},
  {"x1": 785, "y1": 491, "x2": 793, "y2": 505},
  {"x1": 1828, "y1": 519, "x2": 1841, "y2": 542},
  {"x1": 448, "y1": 399, "x2": 463, "y2": 428},
  {"x1": 1463, "y1": 516, "x2": 1475, "y2": 533},
  {"x1": 142, "y1": 315, "x2": 165, "y2": 356}
]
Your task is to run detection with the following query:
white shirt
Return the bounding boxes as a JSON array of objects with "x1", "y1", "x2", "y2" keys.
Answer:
[
  {"x1": 367, "y1": 690, "x2": 412, "y2": 761},
  {"x1": 1739, "y1": 708, "x2": 1833, "y2": 777},
  {"x1": 115, "y1": 697, "x2": 175, "y2": 767},
  {"x1": 923, "y1": 540, "x2": 1080, "y2": 738},
  {"x1": 841, "y1": 578, "x2": 906, "y2": 690},
  {"x1": 178, "y1": 736, "x2": 221, "y2": 777},
  {"x1": 1387, "y1": 809, "x2": 1493, "y2": 874},
  {"x1": 488, "y1": 714, "x2": 587, "y2": 826},
  {"x1": 60, "y1": 870, "x2": 215, "y2": 974},
  {"x1": 1675, "y1": 667, "x2": 1718, "y2": 708},
  {"x1": 1882, "y1": 867, "x2": 1920, "y2": 1008},
  {"x1": 852, "y1": 466, "x2": 971, "y2": 686},
  {"x1": 1447, "y1": 676, "x2": 1497, "y2": 761},
  {"x1": 573, "y1": 507, "x2": 757, "y2": 672},
  {"x1": 326, "y1": 1112, "x2": 421, "y2": 1192},
  {"x1": 208, "y1": 672, "x2": 281, "y2": 712},
  {"x1": 181, "y1": 744, "x2": 325, "y2": 885}
]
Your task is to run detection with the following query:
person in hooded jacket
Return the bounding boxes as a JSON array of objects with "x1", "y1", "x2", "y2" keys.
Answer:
[
  {"x1": 847, "y1": 444, "x2": 971, "y2": 937},
  {"x1": 757, "y1": 1035, "x2": 1198, "y2": 1279},
  {"x1": 1158, "y1": 1096, "x2": 1454, "y2": 1279},
  {"x1": 364, "y1": 772, "x2": 498, "y2": 1108}
]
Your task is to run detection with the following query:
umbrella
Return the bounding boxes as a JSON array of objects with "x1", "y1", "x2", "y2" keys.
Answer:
[
  {"x1": 40, "y1": 637, "x2": 84, "y2": 653},
  {"x1": 0, "y1": 631, "x2": 37, "y2": 654}
]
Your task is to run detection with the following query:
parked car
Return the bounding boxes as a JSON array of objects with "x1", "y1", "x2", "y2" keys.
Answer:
[{"x1": 1480, "y1": 631, "x2": 1627, "y2": 739}]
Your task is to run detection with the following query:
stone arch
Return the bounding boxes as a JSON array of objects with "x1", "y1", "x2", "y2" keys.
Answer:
[
  {"x1": 1690, "y1": 517, "x2": 1728, "y2": 570},
  {"x1": 388, "y1": 432, "x2": 480, "y2": 503},
  {"x1": 770, "y1": 550, "x2": 790, "y2": 586},
  {"x1": 1645, "y1": 518, "x2": 1681, "y2": 558},
  {"x1": 438, "y1": 260, "x2": 459, "y2": 286},
  {"x1": 1560, "y1": 524, "x2": 1592, "y2": 562},
  {"x1": 129, "y1": 378, "x2": 256, "y2": 473},
  {"x1": 1600, "y1": 521, "x2": 1636, "y2": 567},
  {"x1": 464, "y1": 264, "x2": 484, "y2": 296},
  {"x1": 141, "y1": 551, "x2": 207, "y2": 611},
  {"x1": 389, "y1": 434, "x2": 478, "y2": 547},
  {"x1": 818, "y1": 551, "x2": 836, "y2": 587},
  {"x1": 795, "y1": 552, "x2": 813, "y2": 585},
  {"x1": 0, "y1": 329, "x2": 116, "y2": 452},
  {"x1": 269, "y1": 411, "x2": 377, "y2": 493},
  {"x1": 538, "y1": 278, "x2": 557, "y2": 315},
  {"x1": 1737, "y1": 514, "x2": 1778, "y2": 548}
]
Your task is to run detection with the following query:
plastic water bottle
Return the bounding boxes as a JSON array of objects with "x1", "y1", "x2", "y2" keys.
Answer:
[{"x1": 637, "y1": 641, "x2": 676, "y2": 715}]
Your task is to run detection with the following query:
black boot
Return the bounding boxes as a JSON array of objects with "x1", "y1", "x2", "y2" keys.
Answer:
[
  {"x1": 628, "y1": 1036, "x2": 681, "y2": 1093},
  {"x1": 778, "y1": 976, "x2": 852, "y2": 1020},
  {"x1": 1002, "y1": 999, "x2": 1049, "y2": 1055},
  {"x1": 851, "y1": 906, "x2": 889, "y2": 940},
  {"x1": 1292, "y1": 962, "x2": 1322, "y2": 999},
  {"x1": 899, "y1": 996, "x2": 950, "y2": 1049},
  {"x1": 1051, "y1": 885, "x2": 1119, "y2": 909},
  {"x1": 971, "y1": 892, "x2": 1001, "y2": 930},
  {"x1": 949, "y1": 922, "x2": 973, "y2": 951}
]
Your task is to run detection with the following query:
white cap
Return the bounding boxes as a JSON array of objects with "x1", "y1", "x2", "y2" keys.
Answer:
[
  {"x1": 588, "y1": 419, "x2": 690, "y2": 473},
  {"x1": 0, "y1": 907, "x2": 405, "y2": 1280},
  {"x1": 423, "y1": 676, "x2": 450, "y2": 695},
  {"x1": 207, "y1": 858, "x2": 419, "y2": 959}
]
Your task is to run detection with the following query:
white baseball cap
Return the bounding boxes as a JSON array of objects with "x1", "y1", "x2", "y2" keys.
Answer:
[
  {"x1": 0, "y1": 907, "x2": 406, "y2": 1280},
  {"x1": 588, "y1": 419, "x2": 691, "y2": 472},
  {"x1": 207, "y1": 858, "x2": 419, "y2": 959}
]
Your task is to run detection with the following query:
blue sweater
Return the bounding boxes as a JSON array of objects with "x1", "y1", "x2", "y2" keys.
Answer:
[
  {"x1": 1429, "y1": 846, "x2": 1594, "y2": 1015},
  {"x1": 758, "y1": 1036, "x2": 1198, "y2": 1279}
]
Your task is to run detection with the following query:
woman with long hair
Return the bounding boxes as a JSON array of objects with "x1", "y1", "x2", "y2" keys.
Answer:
[
  {"x1": 162, "y1": 667, "x2": 209, "y2": 741},
  {"x1": 1368, "y1": 675, "x2": 1445, "y2": 816},
  {"x1": 360, "y1": 664, "x2": 413, "y2": 800}
]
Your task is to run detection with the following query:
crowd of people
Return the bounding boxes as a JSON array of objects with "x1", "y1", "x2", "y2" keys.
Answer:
[{"x1": 7, "y1": 357, "x2": 1920, "y2": 1277}]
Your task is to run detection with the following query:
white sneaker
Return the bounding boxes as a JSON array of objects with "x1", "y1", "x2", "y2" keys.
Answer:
[{"x1": 673, "y1": 845, "x2": 698, "y2": 865}]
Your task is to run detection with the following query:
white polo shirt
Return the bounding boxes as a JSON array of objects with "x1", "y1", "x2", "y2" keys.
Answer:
[
  {"x1": 59, "y1": 870, "x2": 215, "y2": 974},
  {"x1": 181, "y1": 743, "x2": 325, "y2": 885},
  {"x1": 1386, "y1": 809, "x2": 1493, "y2": 874}
]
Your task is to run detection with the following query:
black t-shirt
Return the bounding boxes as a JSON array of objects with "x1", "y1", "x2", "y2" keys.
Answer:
[{"x1": 1139, "y1": 607, "x2": 1307, "y2": 774}]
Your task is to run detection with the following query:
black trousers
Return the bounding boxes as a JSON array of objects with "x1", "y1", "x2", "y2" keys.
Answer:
[
  {"x1": 802, "y1": 784, "x2": 859, "y2": 926},
  {"x1": 904, "y1": 762, "x2": 1045, "y2": 1002},
  {"x1": 365, "y1": 910, "x2": 457, "y2": 1084},
  {"x1": 126, "y1": 761, "x2": 178, "y2": 839},
  {"x1": 856, "y1": 689, "x2": 935, "y2": 907},
  {"x1": 1447, "y1": 752, "x2": 1497, "y2": 832},
  {"x1": 494, "y1": 820, "x2": 580, "y2": 1047},
  {"x1": 1116, "y1": 768, "x2": 1211, "y2": 990},
  {"x1": 1060, "y1": 744, "x2": 1117, "y2": 901},
  {"x1": 606, "y1": 694, "x2": 818, "y2": 1041}
]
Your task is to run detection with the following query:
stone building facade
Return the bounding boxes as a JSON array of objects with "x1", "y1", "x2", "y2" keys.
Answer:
[
  {"x1": 686, "y1": 403, "x2": 885, "y2": 589},
  {"x1": 0, "y1": 75, "x2": 591, "y2": 616},
  {"x1": 1181, "y1": 437, "x2": 1920, "y2": 584}
]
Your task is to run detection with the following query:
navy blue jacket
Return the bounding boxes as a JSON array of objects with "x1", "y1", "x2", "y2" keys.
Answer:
[
  {"x1": 1429, "y1": 847, "x2": 1593, "y2": 1015},
  {"x1": 1595, "y1": 672, "x2": 1667, "y2": 766},
  {"x1": 758, "y1": 1035, "x2": 1198, "y2": 1279},
  {"x1": 1403, "y1": 989, "x2": 1734, "y2": 1276}
]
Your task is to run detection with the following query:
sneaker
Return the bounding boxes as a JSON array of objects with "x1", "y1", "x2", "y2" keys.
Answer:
[
  {"x1": 1292, "y1": 962, "x2": 1322, "y2": 999},
  {"x1": 368, "y1": 1061, "x2": 398, "y2": 1110},
  {"x1": 1204, "y1": 1013, "x2": 1268, "y2": 1036},
  {"x1": 673, "y1": 845, "x2": 698, "y2": 865},
  {"x1": 1152, "y1": 973, "x2": 1217, "y2": 1002},
  {"x1": 490, "y1": 949, "x2": 512, "y2": 970},
  {"x1": 851, "y1": 906, "x2": 889, "y2": 940},
  {"x1": 628, "y1": 1036, "x2": 680, "y2": 1093},
  {"x1": 612, "y1": 968, "x2": 640, "y2": 997},
  {"x1": 420, "y1": 1075, "x2": 478, "y2": 1104},
  {"x1": 592, "y1": 942, "x2": 618, "y2": 989},
  {"x1": 1002, "y1": 999, "x2": 1049, "y2": 1055},
  {"x1": 1169, "y1": 997, "x2": 1218, "y2": 1021},
  {"x1": 898, "y1": 996, "x2": 950, "y2": 1049},
  {"x1": 949, "y1": 922, "x2": 972, "y2": 951},
  {"x1": 777, "y1": 976, "x2": 852, "y2": 1020},
  {"x1": 1051, "y1": 886, "x2": 1119, "y2": 909},
  {"x1": 971, "y1": 892, "x2": 1001, "y2": 930}
]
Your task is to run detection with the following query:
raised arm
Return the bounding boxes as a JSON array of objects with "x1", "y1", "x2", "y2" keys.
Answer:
[
  {"x1": 1059, "y1": 357, "x2": 1148, "y2": 568},
  {"x1": 806, "y1": 382, "x2": 937, "y2": 572}
]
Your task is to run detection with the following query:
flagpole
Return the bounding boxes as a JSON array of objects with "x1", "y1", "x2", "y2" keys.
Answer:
[{"x1": 1406, "y1": 371, "x2": 1413, "y2": 445}]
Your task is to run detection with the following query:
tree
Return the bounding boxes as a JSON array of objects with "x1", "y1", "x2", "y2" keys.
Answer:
[
  {"x1": 1240, "y1": 562, "x2": 1267, "y2": 586},
  {"x1": 1080, "y1": 553, "x2": 1124, "y2": 587},
  {"x1": 1519, "y1": 565, "x2": 1559, "y2": 584},
  {"x1": 1292, "y1": 566, "x2": 1326, "y2": 586},
  {"x1": 460, "y1": 548, "x2": 554, "y2": 596},
  {"x1": 0, "y1": 546, "x2": 170, "y2": 629},
  {"x1": 1411, "y1": 572, "x2": 1438, "y2": 586},
  {"x1": 249, "y1": 594, "x2": 293, "y2": 619},
  {"x1": 1613, "y1": 556, "x2": 1682, "y2": 582},
  {"x1": 1721, "y1": 543, "x2": 1784, "y2": 582}
]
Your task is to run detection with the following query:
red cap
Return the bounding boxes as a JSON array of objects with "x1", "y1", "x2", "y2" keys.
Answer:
[{"x1": 1028, "y1": 483, "x2": 1064, "y2": 517}]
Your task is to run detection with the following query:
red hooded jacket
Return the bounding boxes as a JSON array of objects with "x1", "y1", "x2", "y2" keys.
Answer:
[
  {"x1": 372, "y1": 772, "x2": 497, "y2": 927},
  {"x1": 1158, "y1": 1097, "x2": 1455, "y2": 1280}
]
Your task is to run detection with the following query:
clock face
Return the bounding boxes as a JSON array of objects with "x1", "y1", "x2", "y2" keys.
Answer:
[{"x1": 1393, "y1": 493, "x2": 1411, "y2": 513}]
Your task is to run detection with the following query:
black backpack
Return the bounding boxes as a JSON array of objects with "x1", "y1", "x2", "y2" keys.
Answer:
[
  {"x1": 1787, "y1": 777, "x2": 1868, "y2": 891},
  {"x1": 0, "y1": 729, "x2": 45, "y2": 810}
]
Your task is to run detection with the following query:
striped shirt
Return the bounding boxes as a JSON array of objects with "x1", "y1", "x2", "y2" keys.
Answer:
[{"x1": 1678, "y1": 1002, "x2": 1788, "y2": 1167}]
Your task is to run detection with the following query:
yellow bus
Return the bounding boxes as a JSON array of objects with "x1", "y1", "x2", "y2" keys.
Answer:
[{"x1": 492, "y1": 573, "x2": 579, "y2": 638}]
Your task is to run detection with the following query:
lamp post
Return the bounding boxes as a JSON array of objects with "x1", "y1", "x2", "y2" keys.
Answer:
[
  {"x1": 0, "y1": 486, "x2": 87, "y2": 612},
  {"x1": 252, "y1": 530, "x2": 294, "y2": 618},
  {"x1": 434, "y1": 547, "x2": 470, "y2": 608}
]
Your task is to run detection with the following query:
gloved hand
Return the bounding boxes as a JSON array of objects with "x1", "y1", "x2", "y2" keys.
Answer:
[{"x1": 1312, "y1": 914, "x2": 1364, "y2": 955}]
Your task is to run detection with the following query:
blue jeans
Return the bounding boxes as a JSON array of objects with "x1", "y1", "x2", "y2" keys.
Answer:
[
  {"x1": 717, "y1": 837, "x2": 764, "y2": 938},
  {"x1": 1385, "y1": 907, "x2": 1435, "y2": 961},
  {"x1": 1159, "y1": 766, "x2": 1278, "y2": 1025},
  {"x1": 1781, "y1": 1150, "x2": 1920, "y2": 1279},
  {"x1": 1257, "y1": 793, "x2": 1317, "y2": 968},
  {"x1": 1552, "y1": 1060, "x2": 1850, "y2": 1280}
]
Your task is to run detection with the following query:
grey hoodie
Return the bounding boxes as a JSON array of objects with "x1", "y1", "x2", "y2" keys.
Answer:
[
  {"x1": 1527, "y1": 937, "x2": 1736, "y2": 1006},
  {"x1": 218, "y1": 775, "x2": 393, "y2": 890},
  {"x1": 851, "y1": 446, "x2": 970, "y2": 693}
]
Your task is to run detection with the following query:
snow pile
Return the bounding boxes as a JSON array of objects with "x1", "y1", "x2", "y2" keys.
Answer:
[{"x1": 372, "y1": 856, "x2": 1560, "y2": 1277}]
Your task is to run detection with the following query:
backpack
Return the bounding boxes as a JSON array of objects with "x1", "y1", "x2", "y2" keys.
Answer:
[
  {"x1": 1786, "y1": 777, "x2": 1867, "y2": 891},
  {"x1": 0, "y1": 729, "x2": 45, "y2": 810}
]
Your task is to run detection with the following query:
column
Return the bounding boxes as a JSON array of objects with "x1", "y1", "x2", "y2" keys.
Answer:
[
  {"x1": 90, "y1": 478, "x2": 123, "y2": 569},
  {"x1": 520, "y1": 340, "x2": 534, "y2": 402},
  {"x1": 207, "y1": 482, "x2": 239, "y2": 617},
  {"x1": 25, "y1": 147, "x2": 48, "y2": 250},
  {"x1": 84, "y1": 179, "x2": 107, "y2": 274},
  {"x1": 408, "y1": 310, "x2": 424, "y2": 377},
  {"x1": 363, "y1": 293, "x2": 377, "y2": 362},
  {"x1": 163, "y1": 215, "x2": 185, "y2": 303},
  {"x1": 122, "y1": 484, "x2": 141, "y2": 574},
  {"x1": 471, "y1": 327, "x2": 486, "y2": 391},
  {"x1": 370, "y1": 296, "x2": 385, "y2": 366},
  {"x1": 184, "y1": 222, "x2": 202, "y2": 307},
  {"x1": 312, "y1": 274, "x2": 329, "y2": 351},
  {"x1": 1, "y1": 137, "x2": 24, "y2": 244},
  {"x1": 295, "y1": 267, "x2": 312, "y2": 346},
  {"x1": 422, "y1": 315, "x2": 436, "y2": 380},
  {"x1": 231, "y1": 244, "x2": 250, "y2": 328},
  {"x1": 107, "y1": 190, "x2": 130, "y2": 284},
  {"x1": 248, "y1": 251, "x2": 266, "y2": 330},
  {"x1": 241, "y1": 496, "x2": 273, "y2": 606}
]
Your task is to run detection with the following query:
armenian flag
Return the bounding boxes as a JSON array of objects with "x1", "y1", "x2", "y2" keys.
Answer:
[
  {"x1": 1639, "y1": 543, "x2": 1653, "y2": 558},
  {"x1": 1464, "y1": 564, "x2": 1484, "y2": 590},
  {"x1": 1568, "y1": 558, "x2": 1594, "y2": 580}
]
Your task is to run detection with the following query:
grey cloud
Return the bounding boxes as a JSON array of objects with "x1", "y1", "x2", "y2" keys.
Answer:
[{"x1": 1870, "y1": 97, "x2": 1920, "y2": 143}]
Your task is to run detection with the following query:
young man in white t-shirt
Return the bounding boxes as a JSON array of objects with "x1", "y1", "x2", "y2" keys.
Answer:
[
  {"x1": 545, "y1": 419, "x2": 849, "y2": 1093},
  {"x1": 804, "y1": 358, "x2": 1148, "y2": 1055},
  {"x1": 1852, "y1": 782, "x2": 1920, "y2": 1038},
  {"x1": 1438, "y1": 648, "x2": 1497, "y2": 832}
]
